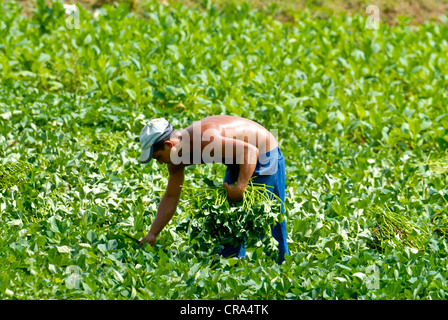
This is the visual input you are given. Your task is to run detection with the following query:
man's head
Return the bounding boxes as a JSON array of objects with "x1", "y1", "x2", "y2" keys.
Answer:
[
  {"x1": 139, "y1": 118, "x2": 174, "y2": 165},
  {"x1": 151, "y1": 138, "x2": 174, "y2": 164}
]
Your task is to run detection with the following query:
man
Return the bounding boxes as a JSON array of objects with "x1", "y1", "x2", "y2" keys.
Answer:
[{"x1": 138, "y1": 115, "x2": 289, "y2": 263}]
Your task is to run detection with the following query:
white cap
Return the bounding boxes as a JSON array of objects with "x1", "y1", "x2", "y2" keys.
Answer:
[{"x1": 139, "y1": 118, "x2": 173, "y2": 164}]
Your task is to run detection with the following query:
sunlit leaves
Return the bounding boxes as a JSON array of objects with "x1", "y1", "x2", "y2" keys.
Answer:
[{"x1": 1, "y1": 0, "x2": 448, "y2": 300}]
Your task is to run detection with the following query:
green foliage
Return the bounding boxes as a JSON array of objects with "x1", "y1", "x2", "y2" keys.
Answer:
[{"x1": 1, "y1": 0, "x2": 448, "y2": 300}]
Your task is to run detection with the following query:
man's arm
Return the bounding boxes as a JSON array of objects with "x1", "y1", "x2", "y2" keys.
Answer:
[
  {"x1": 218, "y1": 136, "x2": 259, "y2": 203},
  {"x1": 139, "y1": 164, "x2": 185, "y2": 247}
]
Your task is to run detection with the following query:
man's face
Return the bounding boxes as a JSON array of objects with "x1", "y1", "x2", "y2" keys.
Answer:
[{"x1": 152, "y1": 142, "x2": 172, "y2": 165}]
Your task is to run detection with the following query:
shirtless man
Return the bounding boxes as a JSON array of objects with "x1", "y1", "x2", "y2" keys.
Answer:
[{"x1": 138, "y1": 115, "x2": 289, "y2": 263}]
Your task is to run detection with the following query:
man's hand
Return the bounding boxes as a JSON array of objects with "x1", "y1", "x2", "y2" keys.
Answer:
[
  {"x1": 139, "y1": 231, "x2": 157, "y2": 247},
  {"x1": 224, "y1": 182, "x2": 245, "y2": 204}
]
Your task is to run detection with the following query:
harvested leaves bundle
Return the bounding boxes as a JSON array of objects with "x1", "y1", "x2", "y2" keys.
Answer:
[
  {"x1": 431, "y1": 211, "x2": 448, "y2": 238},
  {"x1": 0, "y1": 160, "x2": 32, "y2": 190},
  {"x1": 417, "y1": 152, "x2": 448, "y2": 175},
  {"x1": 368, "y1": 205, "x2": 426, "y2": 251},
  {"x1": 177, "y1": 179, "x2": 284, "y2": 256}
]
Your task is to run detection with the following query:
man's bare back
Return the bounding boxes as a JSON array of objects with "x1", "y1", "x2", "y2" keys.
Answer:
[
  {"x1": 185, "y1": 115, "x2": 278, "y2": 154},
  {"x1": 169, "y1": 115, "x2": 278, "y2": 166}
]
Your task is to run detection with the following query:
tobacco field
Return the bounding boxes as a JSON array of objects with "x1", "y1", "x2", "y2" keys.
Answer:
[{"x1": 1, "y1": 0, "x2": 448, "y2": 299}]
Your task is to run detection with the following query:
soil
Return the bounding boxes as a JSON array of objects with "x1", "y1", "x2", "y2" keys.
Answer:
[{"x1": 13, "y1": 0, "x2": 448, "y2": 26}]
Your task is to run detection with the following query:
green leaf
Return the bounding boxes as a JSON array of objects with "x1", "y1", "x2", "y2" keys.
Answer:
[
  {"x1": 37, "y1": 53, "x2": 51, "y2": 63},
  {"x1": 134, "y1": 212, "x2": 144, "y2": 232},
  {"x1": 84, "y1": 34, "x2": 92, "y2": 45},
  {"x1": 56, "y1": 245, "x2": 72, "y2": 254},
  {"x1": 87, "y1": 230, "x2": 97, "y2": 243},
  {"x1": 126, "y1": 88, "x2": 136, "y2": 100}
]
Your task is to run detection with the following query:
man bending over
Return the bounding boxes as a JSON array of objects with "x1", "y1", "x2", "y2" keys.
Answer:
[{"x1": 138, "y1": 115, "x2": 289, "y2": 263}]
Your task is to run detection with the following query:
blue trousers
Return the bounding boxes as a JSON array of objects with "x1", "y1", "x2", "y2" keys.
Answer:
[{"x1": 218, "y1": 146, "x2": 289, "y2": 263}]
